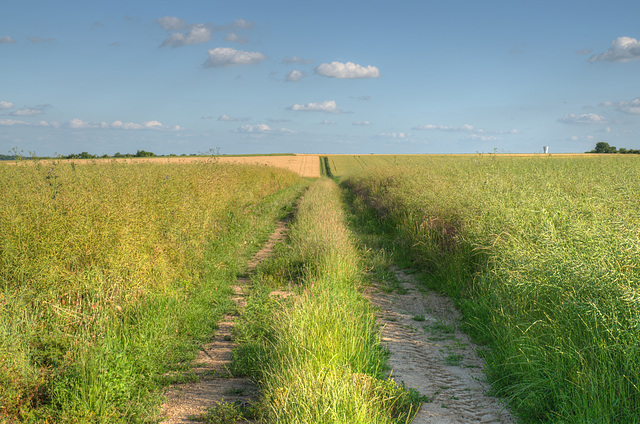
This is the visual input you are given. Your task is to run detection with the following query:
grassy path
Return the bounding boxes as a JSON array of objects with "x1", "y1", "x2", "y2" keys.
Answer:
[
  {"x1": 230, "y1": 178, "x2": 422, "y2": 423},
  {"x1": 160, "y1": 220, "x2": 291, "y2": 423},
  {"x1": 171, "y1": 176, "x2": 513, "y2": 423}
]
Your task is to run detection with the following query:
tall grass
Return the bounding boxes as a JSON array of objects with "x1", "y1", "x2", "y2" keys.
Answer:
[
  {"x1": 233, "y1": 178, "x2": 420, "y2": 423},
  {"x1": 342, "y1": 155, "x2": 640, "y2": 422},
  {"x1": 0, "y1": 159, "x2": 303, "y2": 422}
]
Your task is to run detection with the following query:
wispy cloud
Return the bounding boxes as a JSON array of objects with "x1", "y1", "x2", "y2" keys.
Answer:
[
  {"x1": 10, "y1": 106, "x2": 48, "y2": 117},
  {"x1": 282, "y1": 56, "x2": 313, "y2": 64},
  {"x1": 224, "y1": 32, "x2": 247, "y2": 44},
  {"x1": 156, "y1": 17, "x2": 254, "y2": 48},
  {"x1": 0, "y1": 101, "x2": 14, "y2": 109},
  {"x1": 234, "y1": 123, "x2": 295, "y2": 135},
  {"x1": 29, "y1": 36, "x2": 55, "y2": 43},
  {"x1": 286, "y1": 70, "x2": 305, "y2": 82},
  {"x1": 288, "y1": 100, "x2": 341, "y2": 113},
  {"x1": 0, "y1": 36, "x2": 16, "y2": 44},
  {"x1": 602, "y1": 97, "x2": 640, "y2": 115},
  {"x1": 156, "y1": 16, "x2": 187, "y2": 31},
  {"x1": 353, "y1": 120, "x2": 372, "y2": 126},
  {"x1": 161, "y1": 24, "x2": 211, "y2": 47},
  {"x1": 231, "y1": 19, "x2": 253, "y2": 30},
  {"x1": 378, "y1": 132, "x2": 408, "y2": 139},
  {"x1": 203, "y1": 47, "x2": 266, "y2": 67},
  {"x1": 466, "y1": 134, "x2": 500, "y2": 141},
  {"x1": 0, "y1": 119, "x2": 58, "y2": 127},
  {"x1": 412, "y1": 123, "x2": 519, "y2": 140},
  {"x1": 558, "y1": 113, "x2": 608, "y2": 124},
  {"x1": 315, "y1": 61, "x2": 380, "y2": 79},
  {"x1": 589, "y1": 36, "x2": 640, "y2": 62},
  {"x1": 217, "y1": 113, "x2": 251, "y2": 122},
  {"x1": 62, "y1": 118, "x2": 181, "y2": 131},
  {"x1": 412, "y1": 123, "x2": 477, "y2": 132}
]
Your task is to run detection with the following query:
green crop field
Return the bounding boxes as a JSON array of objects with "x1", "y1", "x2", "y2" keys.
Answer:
[
  {"x1": 333, "y1": 153, "x2": 640, "y2": 422},
  {"x1": 3, "y1": 153, "x2": 639, "y2": 423},
  {"x1": 0, "y1": 159, "x2": 305, "y2": 422}
]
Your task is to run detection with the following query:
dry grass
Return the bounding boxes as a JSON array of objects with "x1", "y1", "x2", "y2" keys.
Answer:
[{"x1": 2, "y1": 155, "x2": 321, "y2": 178}]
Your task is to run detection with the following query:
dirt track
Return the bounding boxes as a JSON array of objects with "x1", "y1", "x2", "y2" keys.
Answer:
[
  {"x1": 160, "y1": 222, "x2": 515, "y2": 423},
  {"x1": 159, "y1": 221, "x2": 290, "y2": 423},
  {"x1": 366, "y1": 269, "x2": 515, "y2": 423}
]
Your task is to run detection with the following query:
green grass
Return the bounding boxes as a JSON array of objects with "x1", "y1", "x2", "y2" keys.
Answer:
[
  {"x1": 232, "y1": 178, "x2": 422, "y2": 424},
  {"x1": 0, "y1": 160, "x2": 304, "y2": 422},
  {"x1": 341, "y1": 154, "x2": 640, "y2": 422}
]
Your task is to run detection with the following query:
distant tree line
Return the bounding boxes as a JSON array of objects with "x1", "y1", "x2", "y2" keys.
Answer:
[
  {"x1": 0, "y1": 150, "x2": 212, "y2": 161},
  {"x1": 588, "y1": 142, "x2": 640, "y2": 154},
  {"x1": 64, "y1": 150, "x2": 158, "y2": 159}
]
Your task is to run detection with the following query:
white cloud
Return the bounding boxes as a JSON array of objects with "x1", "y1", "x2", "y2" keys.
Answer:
[
  {"x1": 315, "y1": 61, "x2": 380, "y2": 79},
  {"x1": 156, "y1": 16, "x2": 187, "y2": 31},
  {"x1": 10, "y1": 107, "x2": 45, "y2": 116},
  {"x1": 379, "y1": 132, "x2": 408, "y2": 139},
  {"x1": 68, "y1": 118, "x2": 178, "y2": 131},
  {"x1": 558, "y1": 113, "x2": 608, "y2": 124},
  {"x1": 321, "y1": 120, "x2": 336, "y2": 125},
  {"x1": 161, "y1": 24, "x2": 211, "y2": 47},
  {"x1": 289, "y1": 100, "x2": 340, "y2": 113},
  {"x1": 69, "y1": 118, "x2": 97, "y2": 129},
  {"x1": 0, "y1": 119, "x2": 59, "y2": 127},
  {"x1": 282, "y1": 56, "x2": 313, "y2": 64},
  {"x1": 0, "y1": 101, "x2": 13, "y2": 109},
  {"x1": 589, "y1": 36, "x2": 640, "y2": 62},
  {"x1": 286, "y1": 70, "x2": 305, "y2": 82},
  {"x1": 353, "y1": 120, "x2": 372, "y2": 126},
  {"x1": 0, "y1": 119, "x2": 30, "y2": 126},
  {"x1": 218, "y1": 114, "x2": 250, "y2": 122},
  {"x1": 234, "y1": 123, "x2": 295, "y2": 135},
  {"x1": 602, "y1": 97, "x2": 640, "y2": 115},
  {"x1": 0, "y1": 36, "x2": 16, "y2": 44},
  {"x1": 203, "y1": 47, "x2": 266, "y2": 67},
  {"x1": 412, "y1": 124, "x2": 476, "y2": 132}
]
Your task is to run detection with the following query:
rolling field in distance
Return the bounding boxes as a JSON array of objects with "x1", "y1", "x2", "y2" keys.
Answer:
[
  {"x1": 3, "y1": 154, "x2": 321, "y2": 178},
  {"x1": 332, "y1": 154, "x2": 640, "y2": 422}
]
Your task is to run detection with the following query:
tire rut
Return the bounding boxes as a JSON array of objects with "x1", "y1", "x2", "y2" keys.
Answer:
[
  {"x1": 159, "y1": 221, "x2": 289, "y2": 423},
  {"x1": 365, "y1": 268, "x2": 516, "y2": 424}
]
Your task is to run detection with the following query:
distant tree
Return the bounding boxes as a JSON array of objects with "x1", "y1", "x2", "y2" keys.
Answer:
[
  {"x1": 590, "y1": 142, "x2": 617, "y2": 153},
  {"x1": 135, "y1": 150, "x2": 156, "y2": 157}
]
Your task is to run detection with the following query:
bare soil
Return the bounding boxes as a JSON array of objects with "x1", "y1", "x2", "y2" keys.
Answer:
[{"x1": 365, "y1": 268, "x2": 516, "y2": 423}]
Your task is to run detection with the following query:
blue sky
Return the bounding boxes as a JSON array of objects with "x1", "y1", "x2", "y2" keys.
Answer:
[{"x1": 2, "y1": 0, "x2": 640, "y2": 156}]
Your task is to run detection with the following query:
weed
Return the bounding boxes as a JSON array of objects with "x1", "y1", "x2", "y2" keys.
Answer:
[{"x1": 444, "y1": 354, "x2": 464, "y2": 366}]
